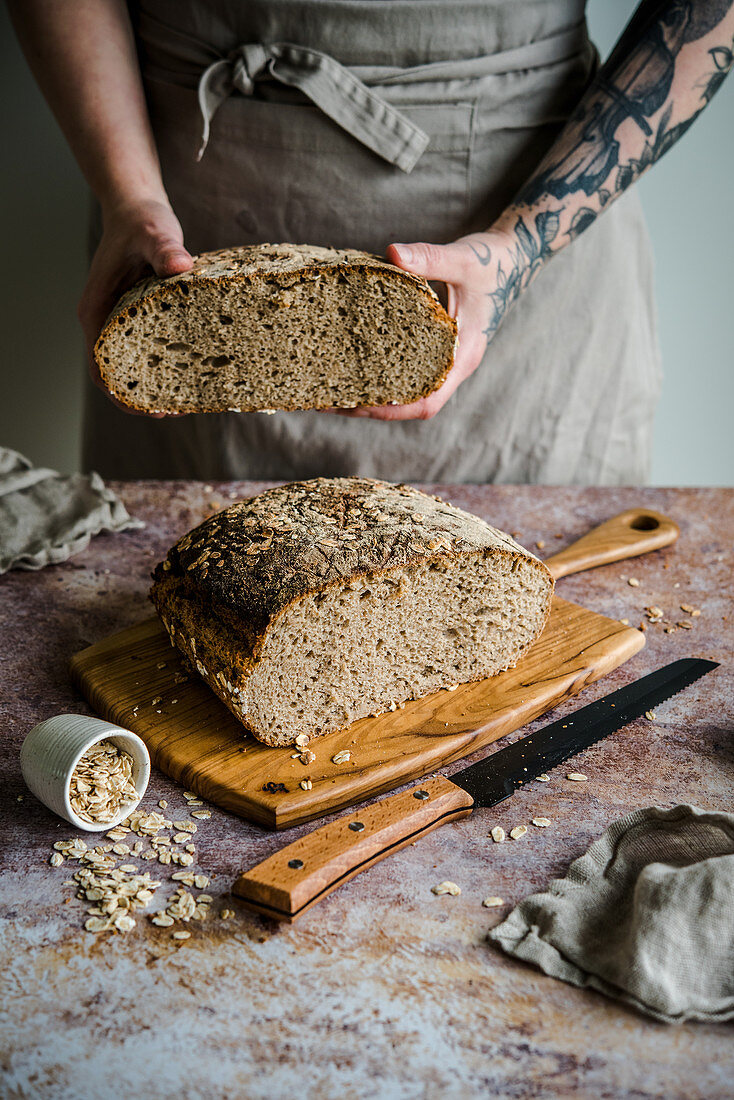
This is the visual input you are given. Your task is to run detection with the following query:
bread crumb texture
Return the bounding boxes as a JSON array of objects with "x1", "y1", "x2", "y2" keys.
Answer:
[
  {"x1": 150, "y1": 477, "x2": 554, "y2": 747},
  {"x1": 94, "y1": 243, "x2": 457, "y2": 413}
]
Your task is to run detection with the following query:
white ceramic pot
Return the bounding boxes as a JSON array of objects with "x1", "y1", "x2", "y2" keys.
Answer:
[{"x1": 20, "y1": 714, "x2": 150, "y2": 831}]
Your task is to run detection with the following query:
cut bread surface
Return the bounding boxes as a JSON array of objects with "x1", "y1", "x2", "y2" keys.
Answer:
[
  {"x1": 95, "y1": 243, "x2": 457, "y2": 413},
  {"x1": 149, "y1": 478, "x2": 554, "y2": 748},
  {"x1": 241, "y1": 553, "x2": 550, "y2": 744}
]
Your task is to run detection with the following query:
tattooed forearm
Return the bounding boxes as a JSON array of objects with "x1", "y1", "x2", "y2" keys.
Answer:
[
  {"x1": 483, "y1": 0, "x2": 734, "y2": 335},
  {"x1": 482, "y1": 212, "x2": 560, "y2": 335},
  {"x1": 520, "y1": 0, "x2": 733, "y2": 206}
]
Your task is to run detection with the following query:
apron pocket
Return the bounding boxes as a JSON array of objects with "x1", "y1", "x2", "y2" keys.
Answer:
[{"x1": 146, "y1": 79, "x2": 477, "y2": 252}]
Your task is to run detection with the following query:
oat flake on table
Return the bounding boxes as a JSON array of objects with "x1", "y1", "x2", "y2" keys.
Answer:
[{"x1": 49, "y1": 794, "x2": 220, "y2": 935}]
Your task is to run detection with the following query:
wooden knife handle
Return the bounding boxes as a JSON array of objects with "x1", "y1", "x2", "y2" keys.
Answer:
[
  {"x1": 232, "y1": 775, "x2": 474, "y2": 922},
  {"x1": 543, "y1": 508, "x2": 679, "y2": 580}
]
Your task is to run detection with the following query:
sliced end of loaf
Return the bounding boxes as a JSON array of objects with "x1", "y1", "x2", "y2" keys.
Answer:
[
  {"x1": 152, "y1": 548, "x2": 553, "y2": 747},
  {"x1": 95, "y1": 243, "x2": 457, "y2": 414}
]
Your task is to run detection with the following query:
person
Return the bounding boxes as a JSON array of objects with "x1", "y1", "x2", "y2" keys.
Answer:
[{"x1": 8, "y1": 0, "x2": 734, "y2": 483}]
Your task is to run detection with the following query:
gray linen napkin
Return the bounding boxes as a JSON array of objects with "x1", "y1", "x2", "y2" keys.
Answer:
[
  {"x1": 488, "y1": 804, "x2": 734, "y2": 1023},
  {"x1": 0, "y1": 447, "x2": 143, "y2": 572}
]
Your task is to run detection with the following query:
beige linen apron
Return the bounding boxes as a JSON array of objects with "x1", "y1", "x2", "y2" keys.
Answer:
[{"x1": 82, "y1": 0, "x2": 662, "y2": 484}]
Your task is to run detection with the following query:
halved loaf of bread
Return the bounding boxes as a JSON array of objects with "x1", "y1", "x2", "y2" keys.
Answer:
[
  {"x1": 94, "y1": 243, "x2": 457, "y2": 413},
  {"x1": 149, "y1": 478, "x2": 554, "y2": 748}
]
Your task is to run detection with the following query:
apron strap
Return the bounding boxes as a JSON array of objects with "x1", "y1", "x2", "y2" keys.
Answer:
[{"x1": 197, "y1": 42, "x2": 430, "y2": 173}]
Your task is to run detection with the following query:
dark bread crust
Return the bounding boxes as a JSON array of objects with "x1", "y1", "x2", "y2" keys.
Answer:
[
  {"x1": 94, "y1": 243, "x2": 458, "y2": 413},
  {"x1": 150, "y1": 477, "x2": 551, "y2": 644},
  {"x1": 149, "y1": 478, "x2": 555, "y2": 743}
]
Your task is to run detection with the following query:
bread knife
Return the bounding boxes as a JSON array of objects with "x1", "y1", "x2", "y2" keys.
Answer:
[{"x1": 232, "y1": 658, "x2": 718, "y2": 921}]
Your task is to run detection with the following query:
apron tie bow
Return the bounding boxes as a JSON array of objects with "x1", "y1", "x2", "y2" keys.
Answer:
[
  {"x1": 196, "y1": 41, "x2": 430, "y2": 171},
  {"x1": 230, "y1": 44, "x2": 270, "y2": 97}
]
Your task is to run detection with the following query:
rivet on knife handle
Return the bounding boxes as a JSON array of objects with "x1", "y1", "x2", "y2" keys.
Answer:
[
  {"x1": 232, "y1": 775, "x2": 474, "y2": 922},
  {"x1": 544, "y1": 508, "x2": 679, "y2": 580}
]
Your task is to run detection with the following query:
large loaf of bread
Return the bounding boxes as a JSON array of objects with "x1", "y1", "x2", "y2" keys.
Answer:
[
  {"x1": 94, "y1": 243, "x2": 458, "y2": 414},
  {"x1": 149, "y1": 478, "x2": 554, "y2": 748}
]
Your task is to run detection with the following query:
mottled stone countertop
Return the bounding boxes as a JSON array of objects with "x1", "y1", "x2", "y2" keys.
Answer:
[{"x1": 1, "y1": 483, "x2": 732, "y2": 1099}]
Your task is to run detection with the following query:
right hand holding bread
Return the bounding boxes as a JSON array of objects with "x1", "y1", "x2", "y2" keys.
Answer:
[{"x1": 79, "y1": 197, "x2": 194, "y2": 415}]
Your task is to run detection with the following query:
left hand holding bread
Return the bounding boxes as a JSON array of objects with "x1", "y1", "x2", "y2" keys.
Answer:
[{"x1": 329, "y1": 230, "x2": 517, "y2": 421}]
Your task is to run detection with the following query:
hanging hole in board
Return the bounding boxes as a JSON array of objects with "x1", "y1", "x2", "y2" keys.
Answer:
[{"x1": 630, "y1": 515, "x2": 660, "y2": 531}]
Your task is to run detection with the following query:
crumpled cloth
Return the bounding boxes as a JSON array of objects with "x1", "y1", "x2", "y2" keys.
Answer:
[
  {"x1": 0, "y1": 448, "x2": 143, "y2": 572},
  {"x1": 488, "y1": 805, "x2": 734, "y2": 1024}
]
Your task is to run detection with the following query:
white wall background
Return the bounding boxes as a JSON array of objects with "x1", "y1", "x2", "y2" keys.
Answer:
[{"x1": 1, "y1": 1, "x2": 732, "y2": 484}]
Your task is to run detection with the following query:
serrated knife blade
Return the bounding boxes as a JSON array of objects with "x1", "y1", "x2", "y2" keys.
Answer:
[{"x1": 451, "y1": 657, "x2": 719, "y2": 805}]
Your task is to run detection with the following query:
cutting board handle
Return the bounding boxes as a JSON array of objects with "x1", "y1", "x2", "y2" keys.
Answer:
[
  {"x1": 232, "y1": 775, "x2": 474, "y2": 921},
  {"x1": 543, "y1": 508, "x2": 679, "y2": 581}
]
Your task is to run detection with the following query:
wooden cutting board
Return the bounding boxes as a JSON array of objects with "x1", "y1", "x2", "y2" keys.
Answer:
[{"x1": 70, "y1": 508, "x2": 677, "y2": 830}]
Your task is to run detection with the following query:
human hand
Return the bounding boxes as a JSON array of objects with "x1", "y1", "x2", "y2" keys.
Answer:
[
  {"x1": 78, "y1": 198, "x2": 194, "y2": 416},
  {"x1": 324, "y1": 228, "x2": 522, "y2": 421}
]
